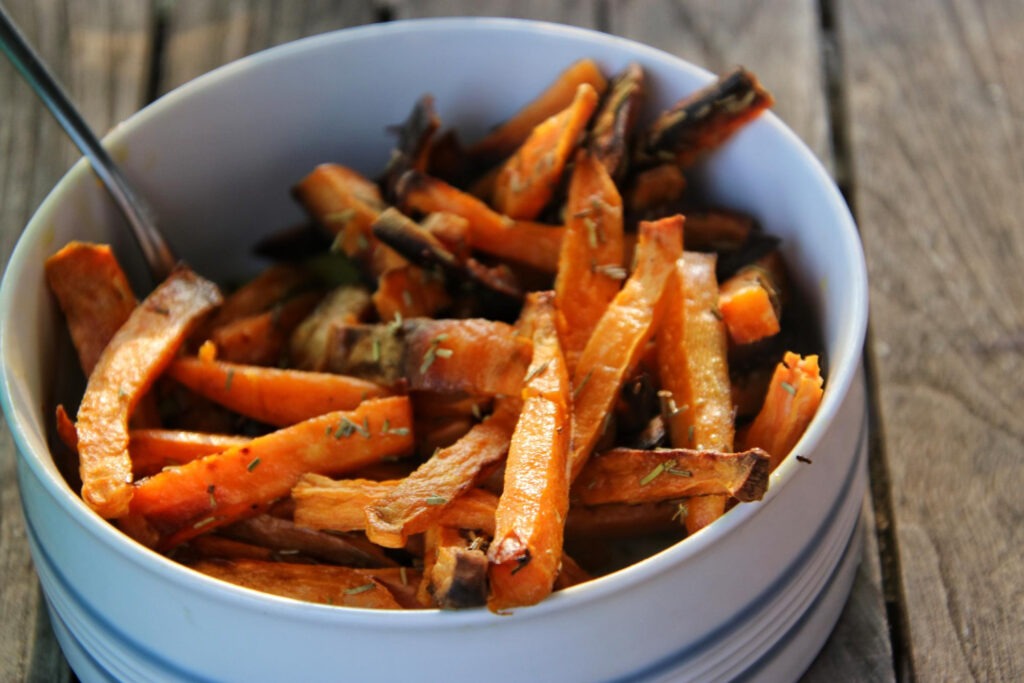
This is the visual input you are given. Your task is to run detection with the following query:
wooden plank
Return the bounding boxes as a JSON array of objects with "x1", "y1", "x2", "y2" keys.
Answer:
[
  {"x1": 159, "y1": 0, "x2": 379, "y2": 95},
  {"x1": 385, "y1": 0, "x2": 600, "y2": 24},
  {"x1": 0, "y1": 2, "x2": 153, "y2": 680},
  {"x1": 839, "y1": 0, "x2": 1024, "y2": 680}
]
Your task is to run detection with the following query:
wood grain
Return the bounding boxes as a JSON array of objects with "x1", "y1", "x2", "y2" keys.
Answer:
[
  {"x1": 159, "y1": 0, "x2": 379, "y2": 95},
  {"x1": 840, "y1": 0, "x2": 1024, "y2": 680},
  {"x1": 0, "y1": 3, "x2": 151, "y2": 681}
]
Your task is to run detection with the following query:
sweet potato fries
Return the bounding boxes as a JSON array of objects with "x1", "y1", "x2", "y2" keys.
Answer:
[{"x1": 48, "y1": 60, "x2": 823, "y2": 613}]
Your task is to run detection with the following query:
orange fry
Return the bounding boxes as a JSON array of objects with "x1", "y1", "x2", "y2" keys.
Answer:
[
  {"x1": 44, "y1": 241, "x2": 137, "y2": 375},
  {"x1": 470, "y1": 58, "x2": 608, "y2": 164},
  {"x1": 166, "y1": 357, "x2": 388, "y2": 427},
  {"x1": 489, "y1": 292, "x2": 572, "y2": 611},
  {"x1": 742, "y1": 352, "x2": 824, "y2": 470},
  {"x1": 493, "y1": 82, "x2": 599, "y2": 220},
  {"x1": 75, "y1": 267, "x2": 222, "y2": 518},
  {"x1": 364, "y1": 402, "x2": 518, "y2": 548},
  {"x1": 397, "y1": 170, "x2": 564, "y2": 272},
  {"x1": 568, "y1": 215, "x2": 683, "y2": 481},
  {"x1": 130, "y1": 396, "x2": 413, "y2": 543},
  {"x1": 554, "y1": 149, "x2": 625, "y2": 363}
]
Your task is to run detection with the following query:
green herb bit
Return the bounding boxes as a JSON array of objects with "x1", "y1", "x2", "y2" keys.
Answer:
[
  {"x1": 709, "y1": 306, "x2": 724, "y2": 321},
  {"x1": 334, "y1": 417, "x2": 357, "y2": 439},
  {"x1": 434, "y1": 348, "x2": 454, "y2": 359},
  {"x1": 356, "y1": 233, "x2": 371, "y2": 253},
  {"x1": 372, "y1": 338, "x2": 382, "y2": 363},
  {"x1": 584, "y1": 217, "x2": 600, "y2": 249},
  {"x1": 324, "y1": 208, "x2": 356, "y2": 227},
  {"x1": 207, "y1": 485, "x2": 217, "y2": 508},
  {"x1": 419, "y1": 347, "x2": 438, "y2": 375},
  {"x1": 672, "y1": 502, "x2": 689, "y2": 522},
  {"x1": 387, "y1": 426, "x2": 410, "y2": 436},
  {"x1": 573, "y1": 370, "x2": 593, "y2": 399},
  {"x1": 781, "y1": 381, "x2": 797, "y2": 396},
  {"x1": 358, "y1": 416, "x2": 371, "y2": 439},
  {"x1": 424, "y1": 495, "x2": 448, "y2": 506},
  {"x1": 640, "y1": 461, "x2": 666, "y2": 486},
  {"x1": 687, "y1": 424, "x2": 696, "y2": 444},
  {"x1": 666, "y1": 463, "x2": 693, "y2": 478},
  {"x1": 225, "y1": 368, "x2": 235, "y2": 391},
  {"x1": 524, "y1": 360, "x2": 551, "y2": 384},
  {"x1": 247, "y1": 457, "x2": 261, "y2": 472},
  {"x1": 401, "y1": 289, "x2": 414, "y2": 308},
  {"x1": 381, "y1": 418, "x2": 391, "y2": 434},
  {"x1": 193, "y1": 516, "x2": 218, "y2": 529},
  {"x1": 344, "y1": 583, "x2": 377, "y2": 596}
]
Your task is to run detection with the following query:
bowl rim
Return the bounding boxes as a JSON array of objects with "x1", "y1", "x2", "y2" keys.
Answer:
[{"x1": 0, "y1": 16, "x2": 868, "y2": 623}]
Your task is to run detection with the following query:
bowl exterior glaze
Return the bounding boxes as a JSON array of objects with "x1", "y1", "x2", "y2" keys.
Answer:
[{"x1": 0, "y1": 18, "x2": 868, "y2": 683}]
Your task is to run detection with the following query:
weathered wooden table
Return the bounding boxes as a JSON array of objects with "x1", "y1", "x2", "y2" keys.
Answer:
[{"x1": 1, "y1": 2, "x2": 1020, "y2": 681}]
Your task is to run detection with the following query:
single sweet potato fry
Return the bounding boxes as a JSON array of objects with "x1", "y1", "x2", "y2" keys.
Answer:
[
  {"x1": 130, "y1": 429, "x2": 251, "y2": 478},
  {"x1": 289, "y1": 285, "x2": 373, "y2": 371},
  {"x1": 470, "y1": 58, "x2": 608, "y2": 165},
  {"x1": 364, "y1": 401, "x2": 518, "y2": 548},
  {"x1": 568, "y1": 215, "x2": 683, "y2": 481},
  {"x1": 293, "y1": 163, "x2": 404, "y2": 275},
  {"x1": 202, "y1": 264, "x2": 313, "y2": 334},
  {"x1": 44, "y1": 241, "x2": 137, "y2": 376},
  {"x1": 656, "y1": 252, "x2": 735, "y2": 534},
  {"x1": 372, "y1": 264, "x2": 452, "y2": 321},
  {"x1": 493, "y1": 82, "x2": 599, "y2": 220},
  {"x1": 166, "y1": 357, "x2": 388, "y2": 427},
  {"x1": 397, "y1": 170, "x2": 564, "y2": 272},
  {"x1": 421, "y1": 525, "x2": 489, "y2": 609},
  {"x1": 190, "y1": 559, "x2": 405, "y2": 609},
  {"x1": 641, "y1": 67, "x2": 774, "y2": 168},
  {"x1": 589, "y1": 62, "x2": 646, "y2": 181},
  {"x1": 130, "y1": 396, "x2": 413, "y2": 542},
  {"x1": 571, "y1": 447, "x2": 769, "y2": 506},
  {"x1": 555, "y1": 150, "x2": 625, "y2": 363},
  {"x1": 489, "y1": 292, "x2": 572, "y2": 611},
  {"x1": 742, "y1": 351, "x2": 824, "y2": 470},
  {"x1": 75, "y1": 266, "x2": 222, "y2": 518}
]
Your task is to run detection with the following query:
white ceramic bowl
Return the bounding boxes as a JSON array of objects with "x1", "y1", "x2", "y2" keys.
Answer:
[{"x1": 0, "y1": 18, "x2": 868, "y2": 683}]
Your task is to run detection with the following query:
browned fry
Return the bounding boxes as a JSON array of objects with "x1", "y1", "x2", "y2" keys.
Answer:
[
  {"x1": 76, "y1": 267, "x2": 222, "y2": 518},
  {"x1": 421, "y1": 526, "x2": 489, "y2": 609},
  {"x1": 187, "y1": 534, "x2": 277, "y2": 561},
  {"x1": 682, "y1": 210, "x2": 755, "y2": 252},
  {"x1": 470, "y1": 58, "x2": 608, "y2": 164},
  {"x1": 565, "y1": 501, "x2": 683, "y2": 539},
  {"x1": 382, "y1": 94, "x2": 440, "y2": 201},
  {"x1": 641, "y1": 67, "x2": 774, "y2": 168},
  {"x1": 364, "y1": 402, "x2": 518, "y2": 548},
  {"x1": 190, "y1": 558, "x2": 406, "y2": 609},
  {"x1": 44, "y1": 241, "x2": 137, "y2": 376},
  {"x1": 571, "y1": 447, "x2": 770, "y2": 506},
  {"x1": 626, "y1": 163, "x2": 687, "y2": 213},
  {"x1": 589, "y1": 62, "x2": 646, "y2": 181},
  {"x1": 288, "y1": 285, "x2": 373, "y2": 371},
  {"x1": 219, "y1": 514, "x2": 397, "y2": 568},
  {"x1": 325, "y1": 317, "x2": 532, "y2": 397}
]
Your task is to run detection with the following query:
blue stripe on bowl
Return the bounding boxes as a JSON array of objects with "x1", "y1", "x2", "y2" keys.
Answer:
[
  {"x1": 731, "y1": 511, "x2": 863, "y2": 682},
  {"x1": 23, "y1": 512, "x2": 218, "y2": 683},
  {"x1": 608, "y1": 409, "x2": 868, "y2": 683}
]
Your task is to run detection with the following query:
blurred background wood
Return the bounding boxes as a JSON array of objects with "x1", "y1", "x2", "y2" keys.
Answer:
[{"x1": 2, "y1": 1, "x2": 1020, "y2": 681}]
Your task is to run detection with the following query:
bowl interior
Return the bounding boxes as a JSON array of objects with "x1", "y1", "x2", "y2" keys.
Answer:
[{"x1": 0, "y1": 18, "x2": 867, "y2": 614}]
